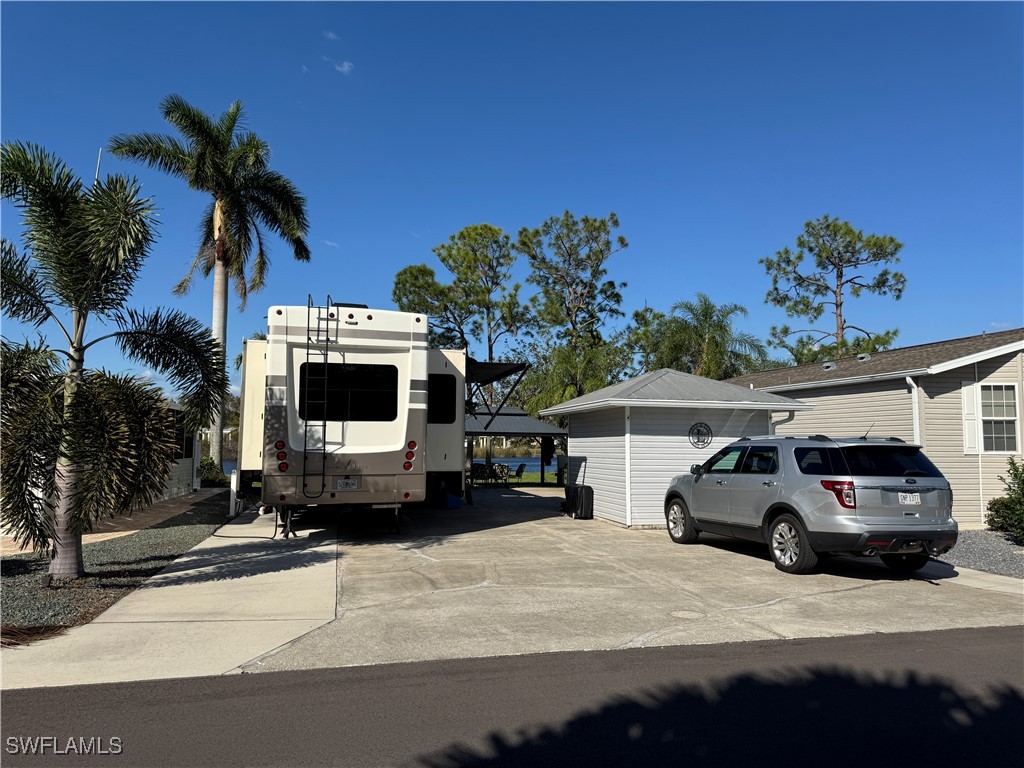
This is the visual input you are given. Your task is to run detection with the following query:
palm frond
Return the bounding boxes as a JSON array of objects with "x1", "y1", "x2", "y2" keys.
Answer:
[
  {"x1": 230, "y1": 132, "x2": 270, "y2": 173},
  {"x1": 159, "y1": 94, "x2": 222, "y2": 151},
  {"x1": 106, "y1": 133, "x2": 191, "y2": 181},
  {"x1": 112, "y1": 308, "x2": 228, "y2": 433},
  {"x1": 0, "y1": 340, "x2": 63, "y2": 550},
  {"x1": 1, "y1": 240, "x2": 56, "y2": 328},
  {"x1": 247, "y1": 228, "x2": 269, "y2": 297},
  {"x1": 74, "y1": 175, "x2": 158, "y2": 317},
  {"x1": 64, "y1": 371, "x2": 177, "y2": 531}
]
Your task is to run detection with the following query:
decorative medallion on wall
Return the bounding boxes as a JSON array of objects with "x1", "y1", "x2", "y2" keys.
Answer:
[{"x1": 688, "y1": 422, "x2": 713, "y2": 448}]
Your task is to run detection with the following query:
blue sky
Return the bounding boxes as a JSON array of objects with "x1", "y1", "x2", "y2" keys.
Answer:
[{"x1": 2, "y1": 2, "x2": 1022, "y2": 395}]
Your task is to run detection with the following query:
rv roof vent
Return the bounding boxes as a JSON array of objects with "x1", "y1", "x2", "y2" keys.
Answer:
[
  {"x1": 332, "y1": 302, "x2": 370, "y2": 309},
  {"x1": 857, "y1": 353, "x2": 871, "y2": 362},
  {"x1": 822, "y1": 362, "x2": 837, "y2": 371}
]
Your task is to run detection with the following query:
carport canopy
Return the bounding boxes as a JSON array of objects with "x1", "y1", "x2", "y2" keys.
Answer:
[{"x1": 465, "y1": 407, "x2": 566, "y2": 438}]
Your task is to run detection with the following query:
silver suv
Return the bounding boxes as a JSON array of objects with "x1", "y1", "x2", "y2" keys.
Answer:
[{"x1": 664, "y1": 435, "x2": 958, "y2": 574}]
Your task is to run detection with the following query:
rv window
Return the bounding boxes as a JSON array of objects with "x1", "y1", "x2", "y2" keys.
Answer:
[
  {"x1": 428, "y1": 374, "x2": 457, "y2": 424},
  {"x1": 299, "y1": 363, "x2": 398, "y2": 422}
]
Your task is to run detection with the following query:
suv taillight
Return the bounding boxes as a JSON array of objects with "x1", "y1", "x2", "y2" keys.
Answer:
[{"x1": 821, "y1": 480, "x2": 856, "y2": 509}]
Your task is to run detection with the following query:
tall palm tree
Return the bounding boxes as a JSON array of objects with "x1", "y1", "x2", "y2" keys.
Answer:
[
  {"x1": 0, "y1": 142, "x2": 227, "y2": 580},
  {"x1": 657, "y1": 293, "x2": 766, "y2": 380},
  {"x1": 108, "y1": 95, "x2": 310, "y2": 471}
]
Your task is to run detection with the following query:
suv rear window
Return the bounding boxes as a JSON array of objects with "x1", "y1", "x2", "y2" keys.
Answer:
[
  {"x1": 794, "y1": 447, "x2": 849, "y2": 475},
  {"x1": 839, "y1": 445, "x2": 943, "y2": 478}
]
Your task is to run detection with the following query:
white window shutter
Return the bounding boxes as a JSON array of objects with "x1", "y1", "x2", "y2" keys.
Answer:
[{"x1": 962, "y1": 381, "x2": 978, "y2": 454}]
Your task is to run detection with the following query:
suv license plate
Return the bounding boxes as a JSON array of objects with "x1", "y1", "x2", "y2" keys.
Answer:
[
  {"x1": 898, "y1": 492, "x2": 921, "y2": 505},
  {"x1": 337, "y1": 478, "x2": 359, "y2": 490}
]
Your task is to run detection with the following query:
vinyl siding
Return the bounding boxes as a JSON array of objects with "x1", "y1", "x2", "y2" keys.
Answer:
[
  {"x1": 920, "y1": 352, "x2": 1023, "y2": 524},
  {"x1": 774, "y1": 380, "x2": 914, "y2": 441},
  {"x1": 628, "y1": 408, "x2": 769, "y2": 527},
  {"x1": 155, "y1": 458, "x2": 198, "y2": 502},
  {"x1": 567, "y1": 409, "x2": 627, "y2": 525}
]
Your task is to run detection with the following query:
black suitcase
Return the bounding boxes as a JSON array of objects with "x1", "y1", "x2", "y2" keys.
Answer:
[{"x1": 570, "y1": 484, "x2": 593, "y2": 519}]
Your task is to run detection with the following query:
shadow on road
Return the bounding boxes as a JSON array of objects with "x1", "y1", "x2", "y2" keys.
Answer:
[{"x1": 419, "y1": 668, "x2": 1023, "y2": 767}]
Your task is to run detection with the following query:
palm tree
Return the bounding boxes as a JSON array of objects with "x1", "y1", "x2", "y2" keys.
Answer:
[
  {"x1": 0, "y1": 142, "x2": 227, "y2": 580},
  {"x1": 656, "y1": 293, "x2": 767, "y2": 380},
  {"x1": 108, "y1": 95, "x2": 310, "y2": 471}
]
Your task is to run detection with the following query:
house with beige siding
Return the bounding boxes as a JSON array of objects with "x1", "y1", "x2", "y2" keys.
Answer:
[
  {"x1": 540, "y1": 370, "x2": 810, "y2": 528},
  {"x1": 729, "y1": 329, "x2": 1024, "y2": 525}
]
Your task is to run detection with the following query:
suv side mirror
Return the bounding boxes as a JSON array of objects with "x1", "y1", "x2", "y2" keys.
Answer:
[{"x1": 690, "y1": 464, "x2": 703, "y2": 476}]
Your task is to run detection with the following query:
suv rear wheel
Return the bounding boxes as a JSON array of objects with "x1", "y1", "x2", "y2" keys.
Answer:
[
  {"x1": 768, "y1": 514, "x2": 819, "y2": 574},
  {"x1": 666, "y1": 498, "x2": 699, "y2": 544},
  {"x1": 880, "y1": 552, "x2": 931, "y2": 573}
]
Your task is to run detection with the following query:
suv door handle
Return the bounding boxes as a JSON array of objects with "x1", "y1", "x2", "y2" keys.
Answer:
[
  {"x1": 715, "y1": 480, "x2": 727, "y2": 486},
  {"x1": 762, "y1": 481, "x2": 776, "y2": 487}
]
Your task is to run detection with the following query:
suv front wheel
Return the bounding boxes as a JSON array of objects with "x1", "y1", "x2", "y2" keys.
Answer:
[
  {"x1": 666, "y1": 498, "x2": 699, "y2": 544},
  {"x1": 768, "y1": 514, "x2": 819, "y2": 574}
]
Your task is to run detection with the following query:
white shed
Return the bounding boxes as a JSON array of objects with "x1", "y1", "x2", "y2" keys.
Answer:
[{"x1": 539, "y1": 369, "x2": 811, "y2": 528}]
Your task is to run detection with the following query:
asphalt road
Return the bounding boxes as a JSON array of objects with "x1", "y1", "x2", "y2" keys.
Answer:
[{"x1": 2, "y1": 626, "x2": 1021, "y2": 767}]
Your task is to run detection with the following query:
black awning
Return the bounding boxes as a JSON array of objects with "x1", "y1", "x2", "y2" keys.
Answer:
[{"x1": 465, "y1": 358, "x2": 529, "y2": 386}]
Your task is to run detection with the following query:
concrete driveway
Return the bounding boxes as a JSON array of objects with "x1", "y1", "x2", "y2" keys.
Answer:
[{"x1": 3, "y1": 487, "x2": 1021, "y2": 689}]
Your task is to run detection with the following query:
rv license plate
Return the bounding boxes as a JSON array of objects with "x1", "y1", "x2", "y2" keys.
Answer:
[
  {"x1": 337, "y1": 478, "x2": 359, "y2": 490},
  {"x1": 898, "y1": 492, "x2": 921, "y2": 505}
]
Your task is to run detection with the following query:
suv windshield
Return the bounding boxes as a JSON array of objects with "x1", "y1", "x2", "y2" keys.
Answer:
[{"x1": 839, "y1": 445, "x2": 943, "y2": 477}]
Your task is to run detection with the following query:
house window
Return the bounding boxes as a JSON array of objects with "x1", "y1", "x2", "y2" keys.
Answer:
[
  {"x1": 981, "y1": 384, "x2": 1018, "y2": 452},
  {"x1": 172, "y1": 411, "x2": 194, "y2": 460}
]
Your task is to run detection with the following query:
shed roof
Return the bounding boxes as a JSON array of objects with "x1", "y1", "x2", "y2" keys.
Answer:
[
  {"x1": 728, "y1": 328, "x2": 1024, "y2": 392},
  {"x1": 538, "y1": 369, "x2": 809, "y2": 417},
  {"x1": 465, "y1": 407, "x2": 566, "y2": 437}
]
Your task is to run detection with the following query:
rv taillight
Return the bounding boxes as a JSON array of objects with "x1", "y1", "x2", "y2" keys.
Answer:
[
  {"x1": 278, "y1": 462, "x2": 289, "y2": 472},
  {"x1": 405, "y1": 451, "x2": 415, "y2": 460},
  {"x1": 403, "y1": 462, "x2": 413, "y2": 471},
  {"x1": 821, "y1": 480, "x2": 856, "y2": 509},
  {"x1": 408, "y1": 441, "x2": 417, "y2": 450},
  {"x1": 404, "y1": 492, "x2": 411, "y2": 499},
  {"x1": 274, "y1": 440, "x2": 285, "y2": 450},
  {"x1": 276, "y1": 451, "x2": 287, "y2": 461}
]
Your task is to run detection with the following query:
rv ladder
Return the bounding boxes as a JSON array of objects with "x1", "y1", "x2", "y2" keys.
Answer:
[{"x1": 301, "y1": 294, "x2": 332, "y2": 498}]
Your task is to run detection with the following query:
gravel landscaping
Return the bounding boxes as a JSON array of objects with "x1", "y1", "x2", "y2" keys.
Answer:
[
  {"x1": 937, "y1": 529, "x2": 1024, "y2": 580},
  {"x1": 1, "y1": 491, "x2": 230, "y2": 646}
]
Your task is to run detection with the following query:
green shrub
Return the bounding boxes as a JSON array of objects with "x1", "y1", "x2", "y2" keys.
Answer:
[
  {"x1": 199, "y1": 456, "x2": 230, "y2": 487},
  {"x1": 985, "y1": 457, "x2": 1024, "y2": 543}
]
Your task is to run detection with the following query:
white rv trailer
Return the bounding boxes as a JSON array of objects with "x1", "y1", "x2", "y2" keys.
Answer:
[{"x1": 237, "y1": 299, "x2": 466, "y2": 523}]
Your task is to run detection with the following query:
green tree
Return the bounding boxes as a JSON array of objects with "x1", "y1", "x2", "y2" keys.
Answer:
[
  {"x1": 392, "y1": 263, "x2": 476, "y2": 350},
  {"x1": 655, "y1": 294, "x2": 768, "y2": 379},
  {"x1": 515, "y1": 211, "x2": 627, "y2": 346},
  {"x1": 517, "y1": 341, "x2": 626, "y2": 417},
  {"x1": 761, "y1": 215, "x2": 905, "y2": 359},
  {"x1": 618, "y1": 295, "x2": 774, "y2": 379},
  {"x1": 1, "y1": 142, "x2": 227, "y2": 579},
  {"x1": 108, "y1": 95, "x2": 309, "y2": 472},
  {"x1": 614, "y1": 306, "x2": 666, "y2": 377},
  {"x1": 393, "y1": 224, "x2": 532, "y2": 361},
  {"x1": 433, "y1": 224, "x2": 532, "y2": 361}
]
